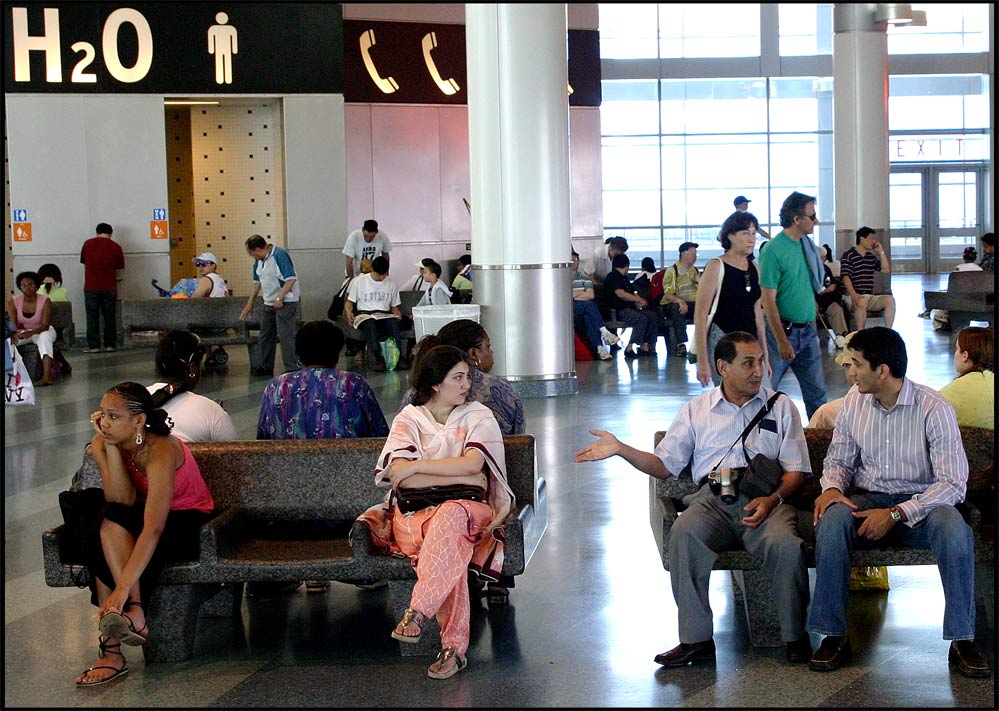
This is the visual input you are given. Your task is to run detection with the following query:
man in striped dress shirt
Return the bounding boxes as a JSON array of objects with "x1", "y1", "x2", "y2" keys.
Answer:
[{"x1": 807, "y1": 327, "x2": 990, "y2": 678}]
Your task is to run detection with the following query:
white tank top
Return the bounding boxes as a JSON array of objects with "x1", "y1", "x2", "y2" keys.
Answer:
[{"x1": 205, "y1": 273, "x2": 228, "y2": 297}]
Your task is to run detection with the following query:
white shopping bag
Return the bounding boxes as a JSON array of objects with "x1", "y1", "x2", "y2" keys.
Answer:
[{"x1": 5, "y1": 341, "x2": 36, "y2": 406}]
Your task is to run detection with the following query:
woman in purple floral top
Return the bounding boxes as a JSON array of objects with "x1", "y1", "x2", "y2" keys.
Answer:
[{"x1": 256, "y1": 321, "x2": 388, "y2": 440}]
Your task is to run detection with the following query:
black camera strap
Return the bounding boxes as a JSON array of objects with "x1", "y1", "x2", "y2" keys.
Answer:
[{"x1": 710, "y1": 391, "x2": 785, "y2": 473}]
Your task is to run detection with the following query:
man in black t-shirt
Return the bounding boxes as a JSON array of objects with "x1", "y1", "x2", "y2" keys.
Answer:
[{"x1": 603, "y1": 254, "x2": 660, "y2": 358}]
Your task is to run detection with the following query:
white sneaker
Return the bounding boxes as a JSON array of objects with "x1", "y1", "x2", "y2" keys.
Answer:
[
  {"x1": 600, "y1": 327, "x2": 620, "y2": 346},
  {"x1": 834, "y1": 335, "x2": 847, "y2": 349},
  {"x1": 597, "y1": 345, "x2": 613, "y2": 361}
]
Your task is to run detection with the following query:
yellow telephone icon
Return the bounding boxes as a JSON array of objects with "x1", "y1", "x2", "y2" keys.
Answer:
[
  {"x1": 360, "y1": 29, "x2": 399, "y2": 94},
  {"x1": 422, "y1": 32, "x2": 460, "y2": 96}
]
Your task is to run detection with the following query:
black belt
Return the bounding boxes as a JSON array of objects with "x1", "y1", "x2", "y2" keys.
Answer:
[{"x1": 781, "y1": 320, "x2": 811, "y2": 329}]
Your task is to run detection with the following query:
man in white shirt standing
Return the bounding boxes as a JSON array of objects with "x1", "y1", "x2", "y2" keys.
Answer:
[
  {"x1": 240, "y1": 234, "x2": 301, "y2": 376},
  {"x1": 343, "y1": 219, "x2": 392, "y2": 279},
  {"x1": 586, "y1": 236, "x2": 628, "y2": 286},
  {"x1": 345, "y1": 256, "x2": 410, "y2": 372}
]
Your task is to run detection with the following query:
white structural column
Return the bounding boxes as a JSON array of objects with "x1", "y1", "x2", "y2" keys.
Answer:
[
  {"x1": 832, "y1": 4, "x2": 892, "y2": 258},
  {"x1": 465, "y1": 3, "x2": 576, "y2": 397}
]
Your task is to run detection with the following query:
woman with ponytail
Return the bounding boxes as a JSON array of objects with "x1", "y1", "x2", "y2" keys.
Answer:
[{"x1": 76, "y1": 382, "x2": 215, "y2": 687}]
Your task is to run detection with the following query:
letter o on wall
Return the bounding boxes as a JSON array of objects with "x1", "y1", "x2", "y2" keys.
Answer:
[{"x1": 102, "y1": 8, "x2": 154, "y2": 83}]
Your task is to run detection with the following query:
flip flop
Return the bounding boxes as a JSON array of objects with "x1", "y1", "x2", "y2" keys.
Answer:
[
  {"x1": 99, "y1": 603, "x2": 148, "y2": 647},
  {"x1": 390, "y1": 608, "x2": 425, "y2": 644},
  {"x1": 427, "y1": 648, "x2": 467, "y2": 679},
  {"x1": 76, "y1": 664, "x2": 128, "y2": 686}
]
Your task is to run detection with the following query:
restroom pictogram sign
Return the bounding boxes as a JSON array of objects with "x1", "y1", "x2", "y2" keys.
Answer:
[
  {"x1": 14, "y1": 223, "x2": 32, "y2": 242},
  {"x1": 150, "y1": 220, "x2": 168, "y2": 239}
]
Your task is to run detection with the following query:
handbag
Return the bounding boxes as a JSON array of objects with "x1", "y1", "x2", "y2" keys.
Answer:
[
  {"x1": 57, "y1": 487, "x2": 106, "y2": 585},
  {"x1": 5, "y1": 342, "x2": 35, "y2": 406},
  {"x1": 395, "y1": 484, "x2": 486, "y2": 514},
  {"x1": 687, "y1": 258, "x2": 724, "y2": 365},
  {"x1": 327, "y1": 277, "x2": 352, "y2": 320},
  {"x1": 707, "y1": 391, "x2": 785, "y2": 500}
]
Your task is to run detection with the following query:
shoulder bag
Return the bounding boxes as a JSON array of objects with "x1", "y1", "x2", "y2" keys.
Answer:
[{"x1": 687, "y1": 258, "x2": 724, "y2": 364}]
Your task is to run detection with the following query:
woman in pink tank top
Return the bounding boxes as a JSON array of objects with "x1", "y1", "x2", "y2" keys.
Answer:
[{"x1": 76, "y1": 382, "x2": 215, "y2": 687}]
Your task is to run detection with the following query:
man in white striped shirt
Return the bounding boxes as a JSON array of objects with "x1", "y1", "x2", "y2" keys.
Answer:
[
  {"x1": 575, "y1": 331, "x2": 813, "y2": 668},
  {"x1": 807, "y1": 327, "x2": 989, "y2": 678}
]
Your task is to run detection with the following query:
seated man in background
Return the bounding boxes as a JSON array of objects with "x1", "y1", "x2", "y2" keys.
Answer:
[
  {"x1": 400, "y1": 258, "x2": 435, "y2": 292},
  {"x1": 660, "y1": 241, "x2": 700, "y2": 358},
  {"x1": 452, "y1": 253, "x2": 473, "y2": 291},
  {"x1": 344, "y1": 256, "x2": 411, "y2": 372},
  {"x1": 571, "y1": 250, "x2": 619, "y2": 360},
  {"x1": 840, "y1": 227, "x2": 895, "y2": 330},
  {"x1": 576, "y1": 331, "x2": 813, "y2": 668},
  {"x1": 807, "y1": 327, "x2": 989, "y2": 678}
]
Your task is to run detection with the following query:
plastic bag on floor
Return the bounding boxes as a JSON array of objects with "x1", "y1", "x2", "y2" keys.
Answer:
[
  {"x1": 5, "y1": 342, "x2": 36, "y2": 406},
  {"x1": 381, "y1": 337, "x2": 400, "y2": 371},
  {"x1": 849, "y1": 566, "x2": 890, "y2": 591}
]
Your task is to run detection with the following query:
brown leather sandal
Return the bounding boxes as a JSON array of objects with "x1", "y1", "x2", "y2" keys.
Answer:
[{"x1": 427, "y1": 647, "x2": 467, "y2": 679}]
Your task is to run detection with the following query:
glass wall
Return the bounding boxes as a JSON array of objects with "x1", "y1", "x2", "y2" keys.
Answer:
[{"x1": 598, "y1": 3, "x2": 992, "y2": 273}]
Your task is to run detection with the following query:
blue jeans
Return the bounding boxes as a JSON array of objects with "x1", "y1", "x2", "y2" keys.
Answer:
[
  {"x1": 807, "y1": 493, "x2": 975, "y2": 640},
  {"x1": 573, "y1": 300, "x2": 604, "y2": 349},
  {"x1": 84, "y1": 291, "x2": 117, "y2": 349},
  {"x1": 764, "y1": 321, "x2": 826, "y2": 420}
]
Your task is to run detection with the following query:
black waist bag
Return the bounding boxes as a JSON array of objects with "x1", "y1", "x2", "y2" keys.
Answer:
[{"x1": 396, "y1": 485, "x2": 485, "y2": 514}]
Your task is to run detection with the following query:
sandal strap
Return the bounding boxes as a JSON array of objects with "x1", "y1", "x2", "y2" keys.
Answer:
[
  {"x1": 435, "y1": 647, "x2": 466, "y2": 667},
  {"x1": 98, "y1": 635, "x2": 124, "y2": 658},
  {"x1": 123, "y1": 600, "x2": 143, "y2": 610},
  {"x1": 400, "y1": 607, "x2": 425, "y2": 629}
]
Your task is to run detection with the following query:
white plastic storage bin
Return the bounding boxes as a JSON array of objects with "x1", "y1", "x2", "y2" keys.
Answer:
[{"x1": 412, "y1": 304, "x2": 481, "y2": 341}]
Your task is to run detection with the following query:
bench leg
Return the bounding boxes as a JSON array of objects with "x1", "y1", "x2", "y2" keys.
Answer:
[
  {"x1": 199, "y1": 582, "x2": 244, "y2": 618},
  {"x1": 388, "y1": 579, "x2": 441, "y2": 657},
  {"x1": 143, "y1": 584, "x2": 214, "y2": 663},
  {"x1": 730, "y1": 570, "x2": 783, "y2": 648},
  {"x1": 975, "y1": 560, "x2": 994, "y2": 631}
]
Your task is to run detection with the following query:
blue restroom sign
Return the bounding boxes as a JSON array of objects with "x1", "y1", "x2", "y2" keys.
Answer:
[
  {"x1": 152, "y1": 208, "x2": 166, "y2": 221},
  {"x1": 13, "y1": 209, "x2": 28, "y2": 222}
]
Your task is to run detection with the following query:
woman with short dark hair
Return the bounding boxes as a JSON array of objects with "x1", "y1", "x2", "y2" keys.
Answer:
[{"x1": 7, "y1": 270, "x2": 58, "y2": 385}]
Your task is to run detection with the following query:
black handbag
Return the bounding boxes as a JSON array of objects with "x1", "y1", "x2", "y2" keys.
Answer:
[
  {"x1": 57, "y1": 487, "x2": 106, "y2": 586},
  {"x1": 327, "y1": 277, "x2": 352, "y2": 320},
  {"x1": 395, "y1": 484, "x2": 485, "y2": 514},
  {"x1": 707, "y1": 391, "x2": 785, "y2": 501}
]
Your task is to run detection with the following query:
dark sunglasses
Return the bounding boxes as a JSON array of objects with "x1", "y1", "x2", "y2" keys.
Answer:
[{"x1": 194, "y1": 260, "x2": 212, "y2": 267}]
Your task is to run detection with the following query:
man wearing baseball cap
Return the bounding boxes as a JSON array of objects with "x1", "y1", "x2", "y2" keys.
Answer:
[
  {"x1": 734, "y1": 196, "x2": 770, "y2": 239},
  {"x1": 191, "y1": 252, "x2": 230, "y2": 298},
  {"x1": 660, "y1": 242, "x2": 700, "y2": 358}
]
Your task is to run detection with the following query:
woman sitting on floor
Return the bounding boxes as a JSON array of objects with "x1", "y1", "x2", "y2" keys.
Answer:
[
  {"x1": 358, "y1": 345, "x2": 514, "y2": 680},
  {"x1": 76, "y1": 382, "x2": 215, "y2": 687}
]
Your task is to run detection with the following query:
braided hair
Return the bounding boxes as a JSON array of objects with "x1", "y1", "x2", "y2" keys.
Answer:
[{"x1": 106, "y1": 381, "x2": 174, "y2": 435}]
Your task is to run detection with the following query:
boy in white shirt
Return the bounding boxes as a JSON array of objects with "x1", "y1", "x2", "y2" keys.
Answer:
[{"x1": 417, "y1": 260, "x2": 453, "y2": 306}]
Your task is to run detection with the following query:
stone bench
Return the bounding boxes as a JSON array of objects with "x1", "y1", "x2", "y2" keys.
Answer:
[
  {"x1": 120, "y1": 297, "x2": 264, "y2": 352},
  {"x1": 648, "y1": 426, "x2": 994, "y2": 647},
  {"x1": 923, "y1": 270, "x2": 995, "y2": 339},
  {"x1": 42, "y1": 435, "x2": 548, "y2": 663}
]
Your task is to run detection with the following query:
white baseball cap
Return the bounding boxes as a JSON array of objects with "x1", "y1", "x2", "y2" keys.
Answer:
[{"x1": 194, "y1": 252, "x2": 218, "y2": 264}]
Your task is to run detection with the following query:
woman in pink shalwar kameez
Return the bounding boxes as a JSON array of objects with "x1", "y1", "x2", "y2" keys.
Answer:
[{"x1": 357, "y1": 345, "x2": 514, "y2": 679}]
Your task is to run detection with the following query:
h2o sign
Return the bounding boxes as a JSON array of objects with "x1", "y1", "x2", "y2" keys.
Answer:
[{"x1": 11, "y1": 7, "x2": 153, "y2": 84}]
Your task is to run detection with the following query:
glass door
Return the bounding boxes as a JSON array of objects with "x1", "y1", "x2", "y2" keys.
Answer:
[{"x1": 889, "y1": 165, "x2": 985, "y2": 273}]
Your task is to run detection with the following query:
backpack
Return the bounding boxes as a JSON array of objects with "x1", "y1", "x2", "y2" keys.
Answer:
[
  {"x1": 327, "y1": 277, "x2": 352, "y2": 320},
  {"x1": 574, "y1": 331, "x2": 595, "y2": 361},
  {"x1": 649, "y1": 269, "x2": 667, "y2": 303}
]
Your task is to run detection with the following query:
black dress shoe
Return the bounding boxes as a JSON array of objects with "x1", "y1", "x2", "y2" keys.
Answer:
[
  {"x1": 786, "y1": 635, "x2": 813, "y2": 663},
  {"x1": 949, "y1": 640, "x2": 992, "y2": 678},
  {"x1": 653, "y1": 639, "x2": 716, "y2": 667},
  {"x1": 809, "y1": 635, "x2": 852, "y2": 672}
]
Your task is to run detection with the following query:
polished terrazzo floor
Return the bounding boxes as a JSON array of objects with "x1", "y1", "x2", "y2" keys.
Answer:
[{"x1": 4, "y1": 274, "x2": 995, "y2": 708}]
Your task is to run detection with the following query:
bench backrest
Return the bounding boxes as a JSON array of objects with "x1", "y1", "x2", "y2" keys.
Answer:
[
  {"x1": 653, "y1": 426, "x2": 994, "y2": 507},
  {"x1": 946, "y1": 270, "x2": 994, "y2": 296},
  {"x1": 121, "y1": 298, "x2": 264, "y2": 334},
  {"x1": 49, "y1": 300, "x2": 74, "y2": 330},
  {"x1": 187, "y1": 434, "x2": 537, "y2": 519}
]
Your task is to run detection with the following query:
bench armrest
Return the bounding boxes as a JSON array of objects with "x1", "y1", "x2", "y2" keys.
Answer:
[{"x1": 199, "y1": 508, "x2": 247, "y2": 563}]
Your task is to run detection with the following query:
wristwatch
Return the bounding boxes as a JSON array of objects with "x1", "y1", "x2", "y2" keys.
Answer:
[
  {"x1": 773, "y1": 491, "x2": 785, "y2": 506},
  {"x1": 888, "y1": 506, "x2": 902, "y2": 522}
]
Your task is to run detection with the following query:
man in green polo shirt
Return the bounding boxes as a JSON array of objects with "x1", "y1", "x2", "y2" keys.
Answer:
[{"x1": 758, "y1": 191, "x2": 827, "y2": 419}]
